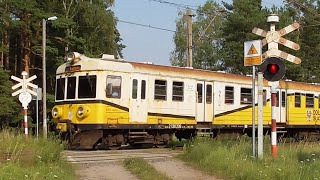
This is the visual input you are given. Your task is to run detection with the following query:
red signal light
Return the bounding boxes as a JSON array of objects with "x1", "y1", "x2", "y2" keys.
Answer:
[
  {"x1": 267, "y1": 64, "x2": 279, "y2": 74},
  {"x1": 261, "y1": 58, "x2": 285, "y2": 82}
]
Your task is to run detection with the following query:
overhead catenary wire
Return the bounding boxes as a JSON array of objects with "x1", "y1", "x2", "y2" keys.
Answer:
[
  {"x1": 147, "y1": 0, "x2": 197, "y2": 10},
  {"x1": 118, "y1": 19, "x2": 176, "y2": 33}
]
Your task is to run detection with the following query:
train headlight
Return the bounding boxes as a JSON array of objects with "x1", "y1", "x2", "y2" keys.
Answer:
[
  {"x1": 77, "y1": 106, "x2": 90, "y2": 119},
  {"x1": 52, "y1": 106, "x2": 63, "y2": 119},
  {"x1": 65, "y1": 52, "x2": 81, "y2": 64},
  {"x1": 77, "y1": 107, "x2": 84, "y2": 116}
]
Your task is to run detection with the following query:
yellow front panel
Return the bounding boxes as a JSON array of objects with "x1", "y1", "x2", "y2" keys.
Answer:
[{"x1": 54, "y1": 102, "x2": 196, "y2": 125}]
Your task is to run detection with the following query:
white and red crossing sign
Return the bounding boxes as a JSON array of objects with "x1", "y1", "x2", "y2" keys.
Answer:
[
  {"x1": 11, "y1": 71, "x2": 38, "y2": 139},
  {"x1": 11, "y1": 71, "x2": 38, "y2": 108},
  {"x1": 252, "y1": 22, "x2": 301, "y2": 64}
]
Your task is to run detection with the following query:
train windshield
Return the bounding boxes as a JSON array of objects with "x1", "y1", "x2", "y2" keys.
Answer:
[
  {"x1": 67, "y1": 77, "x2": 76, "y2": 99},
  {"x1": 55, "y1": 78, "x2": 65, "y2": 100},
  {"x1": 78, "y1": 75, "x2": 97, "y2": 98}
]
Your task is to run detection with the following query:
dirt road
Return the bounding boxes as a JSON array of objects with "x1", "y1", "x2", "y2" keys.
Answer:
[{"x1": 65, "y1": 148, "x2": 219, "y2": 180}]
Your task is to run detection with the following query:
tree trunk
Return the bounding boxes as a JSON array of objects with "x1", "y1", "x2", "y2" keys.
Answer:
[
  {"x1": 23, "y1": 34, "x2": 31, "y2": 75},
  {"x1": 3, "y1": 30, "x2": 9, "y2": 71}
]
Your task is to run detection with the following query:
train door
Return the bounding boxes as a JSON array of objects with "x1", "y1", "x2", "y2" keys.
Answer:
[
  {"x1": 274, "y1": 90, "x2": 284, "y2": 123},
  {"x1": 130, "y1": 76, "x2": 148, "y2": 123},
  {"x1": 205, "y1": 82, "x2": 214, "y2": 122},
  {"x1": 280, "y1": 90, "x2": 287, "y2": 123},
  {"x1": 196, "y1": 81, "x2": 213, "y2": 122}
]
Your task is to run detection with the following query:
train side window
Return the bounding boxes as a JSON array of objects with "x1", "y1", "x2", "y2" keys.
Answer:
[
  {"x1": 106, "y1": 76, "x2": 121, "y2": 98},
  {"x1": 306, "y1": 94, "x2": 314, "y2": 108},
  {"x1": 263, "y1": 90, "x2": 267, "y2": 106},
  {"x1": 206, "y1": 84, "x2": 212, "y2": 104},
  {"x1": 78, "y1": 75, "x2": 97, "y2": 98},
  {"x1": 66, "y1": 77, "x2": 76, "y2": 99},
  {"x1": 282, "y1": 91, "x2": 286, "y2": 107},
  {"x1": 197, "y1": 83, "x2": 203, "y2": 103},
  {"x1": 225, "y1": 86, "x2": 234, "y2": 104},
  {"x1": 295, "y1": 93, "x2": 301, "y2": 108},
  {"x1": 56, "y1": 78, "x2": 65, "y2": 100},
  {"x1": 240, "y1": 88, "x2": 252, "y2": 105},
  {"x1": 154, "y1": 80, "x2": 167, "y2": 100},
  {"x1": 141, "y1": 80, "x2": 146, "y2": 100},
  {"x1": 132, "y1": 79, "x2": 138, "y2": 99},
  {"x1": 172, "y1": 81, "x2": 184, "y2": 101}
]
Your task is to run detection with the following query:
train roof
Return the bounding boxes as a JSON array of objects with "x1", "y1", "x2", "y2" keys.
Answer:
[{"x1": 56, "y1": 53, "x2": 320, "y2": 92}]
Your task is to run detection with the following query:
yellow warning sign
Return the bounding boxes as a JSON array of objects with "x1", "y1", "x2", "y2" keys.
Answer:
[
  {"x1": 244, "y1": 57, "x2": 261, "y2": 66},
  {"x1": 244, "y1": 40, "x2": 261, "y2": 66},
  {"x1": 247, "y1": 44, "x2": 258, "y2": 55}
]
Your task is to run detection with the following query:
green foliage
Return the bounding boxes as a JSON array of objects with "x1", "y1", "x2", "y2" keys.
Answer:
[
  {"x1": 221, "y1": 0, "x2": 268, "y2": 74},
  {"x1": 0, "y1": 0, "x2": 124, "y2": 127},
  {"x1": 123, "y1": 158, "x2": 170, "y2": 180},
  {"x1": 170, "y1": 1, "x2": 224, "y2": 70},
  {"x1": 0, "y1": 130, "x2": 75, "y2": 179},
  {"x1": 180, "y1": 138, "x2": 320, "y2": 180},
  {"x1": 0, "y1": 69, "x2": 20, "y2": 126},
  {"x1": 171, "y1": 0, "x2": 320, "y2": 82},
  {"x1": 0, "y1": 0, "x2": 123, "y2": 91}
]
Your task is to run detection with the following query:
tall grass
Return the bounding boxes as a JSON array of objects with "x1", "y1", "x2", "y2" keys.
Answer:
[
  {"x1": 0, "y1": 130, "x2": 75, "y2": 179},
  {"x1": 179, "y1": 137, "x2": 320, "y2": 180}
]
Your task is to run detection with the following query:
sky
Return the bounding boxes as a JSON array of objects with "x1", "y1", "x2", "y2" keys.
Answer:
[{"x1": 112, "y1": 0, "x2": 284, "y2": 66}]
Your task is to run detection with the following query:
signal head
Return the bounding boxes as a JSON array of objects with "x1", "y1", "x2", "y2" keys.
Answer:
[{"x1": 260, "y1": 57, "x2": 285, "y2": 82}]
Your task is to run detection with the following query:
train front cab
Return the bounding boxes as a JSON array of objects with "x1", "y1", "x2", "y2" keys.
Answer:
[{"x1": 52, "y1": 68, "x2": 198, "y2": 149}]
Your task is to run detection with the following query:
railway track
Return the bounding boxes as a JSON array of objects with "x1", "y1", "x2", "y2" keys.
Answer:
[{"x1": 64, "y1": 148, "x2": 182, "y2": 164}]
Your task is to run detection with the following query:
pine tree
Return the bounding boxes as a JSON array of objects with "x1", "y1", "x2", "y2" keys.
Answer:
[{"x1": 0, "y1": 68, "x2": 20, "y2": 127}]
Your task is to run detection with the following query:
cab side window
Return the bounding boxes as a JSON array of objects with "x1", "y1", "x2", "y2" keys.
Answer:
[{"x1": 106, "y1": 76, "x2": 121, "y2": 98}]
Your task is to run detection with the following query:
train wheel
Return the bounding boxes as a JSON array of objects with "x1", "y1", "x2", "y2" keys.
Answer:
[{"x1": 68, "y1": 132, "x2": 81, "y2": 150}]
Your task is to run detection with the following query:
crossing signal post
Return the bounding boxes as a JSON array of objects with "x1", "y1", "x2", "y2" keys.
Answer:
[
  {"x1": 11, "y1": 71, "x2": 38, "y2": 139},
  {"x1": 252, "y1": 14, "x2": 301, "y2": 158},
  {"x1": 260, "y1": 57, "x2": 285, "y2": 82}
]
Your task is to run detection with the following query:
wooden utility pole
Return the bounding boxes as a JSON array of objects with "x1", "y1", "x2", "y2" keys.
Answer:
[{"x1": 185, "y1": 9, "x2": 193, "y2": 67}]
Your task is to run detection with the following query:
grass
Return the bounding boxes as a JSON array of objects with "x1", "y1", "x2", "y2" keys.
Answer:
[
  {"x1": 0, "y1": 130, "x2": 75, "y2": 180},
  {"x1": 179, "y1": 137, "x2": 320, "y2": 180},
  {"x1": 123, "y1": 158, "x2": 171, "y2": 180}
]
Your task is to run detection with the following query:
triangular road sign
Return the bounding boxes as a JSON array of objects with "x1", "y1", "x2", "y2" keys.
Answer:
[{"x1": 247, "y1": 44, "x2": 258, "y2": 55}]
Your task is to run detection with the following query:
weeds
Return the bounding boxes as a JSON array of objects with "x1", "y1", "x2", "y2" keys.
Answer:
[
  {"x1": 179, "y1": 137, "x2": 320, "y2": 180},
  {"x1": 0, "y1": 130, "x2": 75, "y2": 179}
]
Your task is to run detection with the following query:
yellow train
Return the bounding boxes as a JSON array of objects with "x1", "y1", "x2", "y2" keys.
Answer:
[{"x1": 52, "y1": 52, "x2": 320, "y2": 149}]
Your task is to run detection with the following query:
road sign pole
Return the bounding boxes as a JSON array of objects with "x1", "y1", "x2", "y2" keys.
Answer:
[
  {"x1": 252, "y1": 66, "x2": 256, "y2": 157},
  {"x1": 36, "y1": 89, "x2": 39, "y2": 138},
  {"x1": 23, "y1": 107, "x2": 28, "y2": 139},
  {"x1": 257, "y1": 72, "x2": 263, "y2": 157}
]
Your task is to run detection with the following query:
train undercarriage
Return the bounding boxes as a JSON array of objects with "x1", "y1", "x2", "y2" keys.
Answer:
[
  {"x1": 58, "y1": 121, "x2": 320, "y2": 150},
  {"x1": 60, "y1": 123, "x2": 196, "y2": 150}
]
